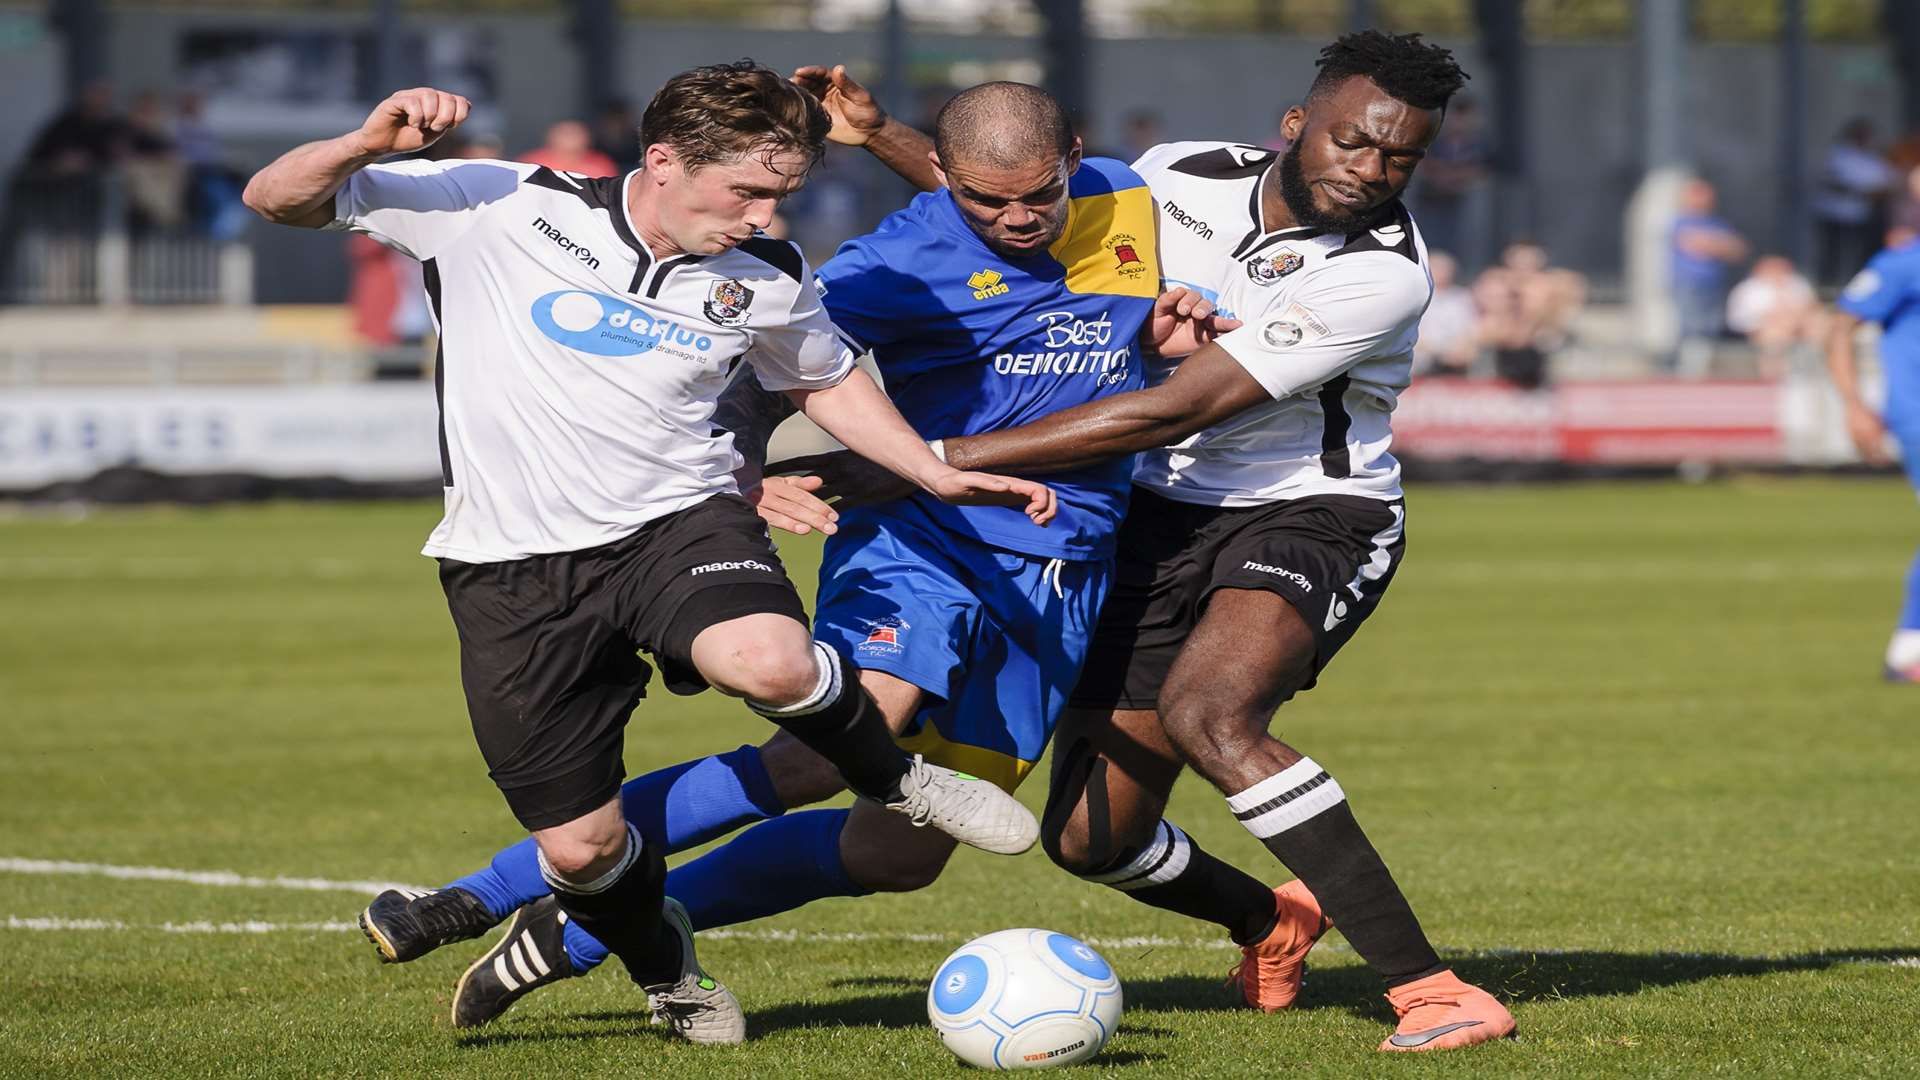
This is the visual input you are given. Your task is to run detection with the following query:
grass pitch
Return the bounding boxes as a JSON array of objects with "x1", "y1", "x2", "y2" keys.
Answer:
[{"x1": 1, "y1": 478, "x2": 1916, "y2": 1078}]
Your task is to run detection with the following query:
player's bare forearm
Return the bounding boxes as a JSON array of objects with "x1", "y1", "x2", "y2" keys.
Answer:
[
  {"x1": 788, "y1": 369, "x2": 1058, "y2": 523},
  {"x1": 244, "y1": 87, "x2": 470, "y2": 229},
  {"x1": 788, "y1": 368, "x2": 947, "y2": 490},
  {"x1": 242, "y1": 134, "x2": 381, "y2": 228},
  {"x1": 944, "y1": 347, "x2": 1271, "y2": 475},
  {"x1": 867, "y1": 120, "x2": 940, "y2": 192},
  {"x1": 1825, "y1": 311, "x2": 1866, "y2": 406},
  {"x1": 790, "y1": 63, "x2": 939, "y2": 192}
]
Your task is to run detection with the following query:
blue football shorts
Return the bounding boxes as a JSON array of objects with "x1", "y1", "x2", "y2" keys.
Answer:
[{"x1": 813, "y1": 499, "x2": 1112, "y2": 793}]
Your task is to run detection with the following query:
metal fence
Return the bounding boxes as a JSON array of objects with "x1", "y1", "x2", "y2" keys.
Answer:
[{"x1": 2, "y1": 173, "x2": 252, "y2": 306}]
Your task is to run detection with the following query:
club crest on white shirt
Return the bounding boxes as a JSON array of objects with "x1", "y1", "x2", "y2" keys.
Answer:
[
  {"x1": 1246, "y1": 249, "x2": 1304, "y2": 286},
  {"x1": 703, "y1": 278, "x2": 755, "y2": 327}
]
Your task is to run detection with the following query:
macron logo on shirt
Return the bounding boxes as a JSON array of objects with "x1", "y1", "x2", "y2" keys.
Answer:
[{"x1": 531, "y1": 217, "x2": 601, "y2": 270}]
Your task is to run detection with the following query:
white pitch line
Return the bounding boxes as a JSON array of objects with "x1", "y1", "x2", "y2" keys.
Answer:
[
  {"x1": 2, "y1": 915, "x2": 1916, "y2": 970},
  {"x1": 4, "y1": 859, "x2": 1915, "y2": 970},
  {"x1": 6, "y1": 915, "x2": 360, "y2": 934},
  {"x1": 0, "y1": 857, "x2": 418, "y2": 896}
]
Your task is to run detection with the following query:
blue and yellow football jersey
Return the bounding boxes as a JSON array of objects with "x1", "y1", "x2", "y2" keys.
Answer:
[{"x1": 816, "y1": 157, "x2": 1161, "y2": 560}]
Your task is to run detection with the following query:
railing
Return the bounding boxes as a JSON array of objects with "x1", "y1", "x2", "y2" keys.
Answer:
[{"x1": 2, "y1": 172, "x2": 252, "y2": 307}]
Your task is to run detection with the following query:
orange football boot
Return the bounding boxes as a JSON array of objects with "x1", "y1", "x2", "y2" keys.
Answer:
[
  {"x1": 1225, "y1": 878, "x2": 1329, "y2": 1011},
  {"x1": 1379, "y1": 968, "x2": 1516, "y2": 1051}
]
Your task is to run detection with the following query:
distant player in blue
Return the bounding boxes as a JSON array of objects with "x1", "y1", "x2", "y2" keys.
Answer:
[
  {"x1": 357, "y1": 80, "x2": 1233, "y2": 1025},
  {"x1": 1828, "y1": 225, "x2": 1920, "y2": 681}
]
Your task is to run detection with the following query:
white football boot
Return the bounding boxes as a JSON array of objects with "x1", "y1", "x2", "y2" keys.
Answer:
[{"x1": 880, "y1": 755, "x2": 1039, "y2": 855}]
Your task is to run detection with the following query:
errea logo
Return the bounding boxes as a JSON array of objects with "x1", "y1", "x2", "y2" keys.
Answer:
[{"x1": 969, "y1": 268, "x2": 1010, "y2": 300}]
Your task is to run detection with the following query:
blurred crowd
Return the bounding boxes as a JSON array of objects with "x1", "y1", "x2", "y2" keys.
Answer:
[
  {"x1": 13, "y1": 83, "x2": 1920, "y2": 392},
  {"x1": 13, "y1": 80, "x2": 249, "y2": 241},
  {"x1": 1412, "y1": 115, "x2": 1920, "y2": 387}
]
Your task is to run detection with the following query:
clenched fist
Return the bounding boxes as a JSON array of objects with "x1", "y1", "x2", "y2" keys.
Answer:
[{"x1": 354, "y1": 87, "x2": 471, "y2": 158}]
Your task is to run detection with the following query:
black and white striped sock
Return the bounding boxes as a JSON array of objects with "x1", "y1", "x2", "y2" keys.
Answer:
[
  {"x1": 749, "y1": 643, "x2": 907, "y2": 802},
  {"x1": 1077, "y1": 820, "x2": 1281, "y2": 945},
  {"x1": 1227, "y1": 758, "x2": 1444, "y2": 986},
  {"x1": 539, "y1": 824, "x2": 678, "y2": 987}
]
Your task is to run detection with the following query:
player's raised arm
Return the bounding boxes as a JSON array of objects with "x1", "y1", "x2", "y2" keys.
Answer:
[
  {"x1": 791, "y1": 64, "x2": 940, "y2": 192},
  {"x1": 243, "y1": 87, "x2": 471, "y2": 229}
]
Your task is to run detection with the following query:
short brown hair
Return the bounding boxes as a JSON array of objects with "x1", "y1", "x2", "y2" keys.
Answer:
[{"x1": 640, "y1": 60, "x2": 831, "y2": 172}]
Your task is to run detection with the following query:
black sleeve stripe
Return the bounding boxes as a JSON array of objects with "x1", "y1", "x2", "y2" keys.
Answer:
[
  {"x1": 1317, "y1": 374, "x2": 1353, "y2": 480},
  {"x1": 523, "y1": 167, "x2": 618, "y2": 212},
  {"x1": 1168, "y1": 145, "x2": 1275, "y2": 180},
  {"x1": 735, "y1": 236, "x2": 805, "y2": 282},
  {"x1": 422, "y1": 258, "x2": 452, "y2": 488},
  {"x1": 1329, "y1": 201, "x2": 1421, "y2": 264}
]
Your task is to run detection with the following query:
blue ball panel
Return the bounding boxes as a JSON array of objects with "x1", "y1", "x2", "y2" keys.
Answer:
[
  {"x1": 932, "y1": 954, "x2": 991, "y2": 1015},
  {"x1": 1046, "y1": 933, "x2": 1113, "y2": 981}
]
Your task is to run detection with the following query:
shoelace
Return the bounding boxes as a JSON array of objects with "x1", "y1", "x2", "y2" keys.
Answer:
[
  {"x1": 413, "y1": 892, "x2": 481, "y2": 941},
  {"x1": 1389, "y1": 990, "x2": 1460, "y2": 1018},
  {"x1": 894, "y1": 756, "x2": 986, "y2": 829},
  {"x1": 1223, "y1": 954, "x2": 1252, "y2": 991},
  {"x1": 647, "y1": 984, "x2": 705, "y2": 1032}
]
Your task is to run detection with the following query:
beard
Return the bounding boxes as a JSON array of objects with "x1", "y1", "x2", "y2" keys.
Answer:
[{"x1": 1278, "y1": 138, "x2": 1375, "y2": 231}]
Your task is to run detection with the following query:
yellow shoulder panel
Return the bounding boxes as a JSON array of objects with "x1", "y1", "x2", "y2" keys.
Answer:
[{"x1": 1048, "y1": 186, "x2": 1160, "y2": 299}]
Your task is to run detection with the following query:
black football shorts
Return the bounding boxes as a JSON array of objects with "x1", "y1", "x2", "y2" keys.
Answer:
[
  {"x1": 1070, "y1": 488, "x2": 1406, "y2": 711},
  {"x1": 439, "y1": 494, "x2": 807, "y2": 830}
]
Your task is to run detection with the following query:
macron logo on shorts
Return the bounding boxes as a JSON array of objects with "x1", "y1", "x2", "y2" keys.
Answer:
[
  {"x1": 689, "y1": 559, "x2": 774, "y2": 576},
  {"x1": 1243, "y1": 561, "x2": 1312, "y2": 592}
]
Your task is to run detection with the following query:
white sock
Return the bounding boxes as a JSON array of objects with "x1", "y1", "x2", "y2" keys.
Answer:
[
  {"x1": 747, "y1": 641, "x2": 841, "y2": 717},
  {"x1": 1224, "y1": 757, "x2": 1346, "y2": 840},
  {"x1": 538, "y1": 823, "x2": 641, "y2": 895},
  {"x1": 1888, "y1": 629, "x2": 1920, "y2": 670}
]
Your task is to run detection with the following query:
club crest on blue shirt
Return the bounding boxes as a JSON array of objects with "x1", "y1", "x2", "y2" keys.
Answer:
[
  {"x1": 858, "y1": 617, "x2": 910, "y2": 654},
  {"x1": 703, "y1": 278, "x2": 754, "y2": 327},
  {"x1": 1105, "y1": 233, "x2": 1150, "y2": 280},
  {"x1": 1246, "y1": 249, "x2": 1304, "y2": 286}
]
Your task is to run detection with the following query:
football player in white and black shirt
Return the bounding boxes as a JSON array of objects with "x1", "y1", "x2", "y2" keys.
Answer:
[
  {"x1": 780, "y1": 34, "x2": 1515, "y2": 1052},
  {"x1": 241, "y1": 62, "x2": 1052, "y2": 1043}
]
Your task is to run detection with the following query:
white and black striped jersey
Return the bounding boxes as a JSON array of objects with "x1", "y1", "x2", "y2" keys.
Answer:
[
  {"x1": 1132, "y1": 141, "x2": 1431, "y2": 506},
  {"x1": 328, "y1": 158, "x2": 853, "y2": 563}
]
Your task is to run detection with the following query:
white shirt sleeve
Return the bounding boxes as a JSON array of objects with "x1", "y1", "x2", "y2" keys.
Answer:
[
  {"x1": 327, "y1": 158, "x2": 530, "y2": 261},
  {"x1": 1215, "y1": 258, "x2": 1430, "y2": 400},
  {"x1": 745, "y1": 253, "x2": 858, "y2": 392}
]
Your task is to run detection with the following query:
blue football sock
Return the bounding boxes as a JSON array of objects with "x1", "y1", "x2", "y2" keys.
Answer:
[
  {"x1": 561, "y1": 808, "x2": 868, "y2": 974},
  {"x1": 445, "y1": 744, "x2": 786, "y2": 920},
  {"x1": 622, "y1": 743, "x2": 786, "y2": 850}
]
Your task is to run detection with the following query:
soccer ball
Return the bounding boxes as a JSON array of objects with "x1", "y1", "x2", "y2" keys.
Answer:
[{"x1": 927, "y1": 928, "x2": 1123, "y2": 1070}]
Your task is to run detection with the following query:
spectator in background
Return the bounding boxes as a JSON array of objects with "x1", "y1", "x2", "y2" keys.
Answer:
[
  {"x1": 519, "y1": 119, "x2": 617, "y2": 176},
  {"x1": 121, "y1": 90, "x2": 187, "y2": 231},
  {"x1": 1726, "y1": 254, "x2": 1821, "y2": 378},
  {"x1": 468, "y1": 132, "x2": 507, "y2": 159},
  {"x1": 1669, "y1": 177, "x2": 1748, "y2": 371},
  {"x1": 1814, "y1": 118, "x2": 1898, "y2": 286},
  {"x1": 173, "y1": 90, "x2": 249, "y2": 241},
  {"x1": 1120, "y1": 109, "x2": 1163, "y2": 163},
  {"x1": 21, "y1": 80, "x2": 127, "y2": 176},
  {"x1": 1892, "y1": 165, "x2": 1920, "y2": 234},
  {"x1": 1410, "y1": 97, "x2": 1488, "y2": 267},
  {"x1": 1413, "y1": 250, "x2": 1478, "y2": 377},
  {"x1": 593, "y1": 99, "x2": 642, "y2": 174},
  {"x1": 1474, "y1": 241, "x2": 1585, "y2": 390}
]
